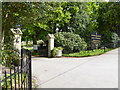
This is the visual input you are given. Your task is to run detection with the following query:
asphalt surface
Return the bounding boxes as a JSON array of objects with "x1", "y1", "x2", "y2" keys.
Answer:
[{"x1": 32, "y1": 48, "x2": 118, "y2": 88}]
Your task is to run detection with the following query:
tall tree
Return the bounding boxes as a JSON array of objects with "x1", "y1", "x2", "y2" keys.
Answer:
[
  {"x1": 2, "y1": 2, "x2": 30, "y2": 45},
  {"x1": 97, "y1": 2, "x2": 120, "y2": 44},
  {"x1": 59, "y1": 2, "x2": 91, "y2": 44},
  {"x1": 2, "y1": 2, "x2": 72, "y2": 45}
]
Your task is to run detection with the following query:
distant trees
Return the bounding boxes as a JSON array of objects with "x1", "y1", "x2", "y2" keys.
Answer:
[
  {"x1": 2, "y1": 2, "x2": 31, "y2": 45},
  {"x1": 97, "y1": 2, "x2": 120, "y2": 44},
  {"x1": 2, "y1": 2, "x2": 120, "y2": 46},
  {"x1": 60, "y1": 2, "x2": 90, "y2": 40}
]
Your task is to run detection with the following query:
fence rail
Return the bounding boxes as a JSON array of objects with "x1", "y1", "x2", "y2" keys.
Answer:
[{"x1": 0, "y1": 48, "x2": 32, "y2": 89}]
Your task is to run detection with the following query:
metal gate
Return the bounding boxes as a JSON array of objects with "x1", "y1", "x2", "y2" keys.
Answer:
[{"x1": 0, "y1": 48, "x2": 32, "y2": 89}]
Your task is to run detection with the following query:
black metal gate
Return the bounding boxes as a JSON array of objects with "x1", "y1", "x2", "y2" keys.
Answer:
[{"x1": 0, "y1": 48, "x2": 32, "y2": 89}]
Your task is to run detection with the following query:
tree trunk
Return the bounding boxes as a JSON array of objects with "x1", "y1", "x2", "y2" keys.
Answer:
[
  {"x1": 33, "y1": 35, "x2": 37, "y2": 45},
  {"x1": 0, "y1": 28, "x2": 2, "y2": 48},
  {"x1": 0, "y1": 28, "x2": 5, "y2": 48},
  {"x1": 26, "y1": 37, "x2": 28, "y2": 45}
]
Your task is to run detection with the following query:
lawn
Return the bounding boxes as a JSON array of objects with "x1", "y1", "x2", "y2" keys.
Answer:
[
  {"x1": 23, "y1": 46, "x2": 113, "y2": 57},
  {"x1": 63, "y1": 49, "x2": 112, "y2": 57}
]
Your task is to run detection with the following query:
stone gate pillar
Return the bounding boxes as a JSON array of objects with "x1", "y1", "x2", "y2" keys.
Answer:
[
  {"x1": 47, "y1": 34, "x2": 55, "y2": 57},
  {"x1": 11, "y1": 28, "x2": 22, "y2": 55}
]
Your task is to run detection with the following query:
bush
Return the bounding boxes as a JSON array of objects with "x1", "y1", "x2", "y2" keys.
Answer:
[
  {"x1": 54, "y1": 32, "x2": 87, "y2": 53},
  {"x1": 1, "y1": 44, "x2": 20, "y2": 68},
  {"x1": 111, "y1": 33, "x2": 120, "y2": 42},
  {"x1": 51, "y1": 47, "x2": 63, "y2": 57},
  {"x1": 111, "y1": 32, "x2": 120, "y2": 47}
]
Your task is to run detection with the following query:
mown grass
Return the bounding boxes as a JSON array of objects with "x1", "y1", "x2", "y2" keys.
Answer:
[
  {"x1": 63, "y1": 49, "x2": 112, "y2": 57},
  {"x1": 32, "y1": 52, "x2": 40, "y2": 56}
]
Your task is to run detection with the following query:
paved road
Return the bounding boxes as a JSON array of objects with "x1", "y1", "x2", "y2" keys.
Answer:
[{"x1": 32, "y1": 48, "x2": 118, "y2": 88}]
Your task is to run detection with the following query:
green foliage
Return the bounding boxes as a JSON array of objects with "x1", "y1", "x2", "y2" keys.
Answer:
[
  {"x1": 2, "y1": 2, "x2": 120, "y2": 47},
  {"x1": 97, "y1": 2, "x2": 120, "y2": 44},
  {"x1": 23, "y1": 47, "x2": 33, "y2": 51},
  {"x1": 111, "y1": 32, "x2": 120, "y2": 42},
  {"x1": 54, "y1": 32, "x2": 87, "y2": 53},
  {"x1": 1, "y1": 74, "x2": 13, "y2": 88},
  {"x1": 1, "y1": 44, "x2": 20, "y2": 68},
  {"x1": 3, "y1": 2, "x2": 72, "y2": 44},
  {"x1": 61, "y1": 2, "x2": 90, "y2": 35},
  {"x1": 1, "y1": 72, "x2": 38, "y2": 88},
  {"x1": 63, "y1": 49, "x2": 112, "y2": 57},
  {"x1": 111, "y1": 32, "x2": 120, "y2": 47},
  {"x1": 0, "y1": 60, "x2": 1, "y2": 64},
  {"x1": 32, "y1": 52, "x2": 39, "y2": 56},
  {"x1": 2, "y1": 2, "x2": 30, "y2": 45},
  {"x1": 87, "y1": 2, "x2": 99, "y2": 31},
  {"x1": 51, "y1": 47, "x2": 58, "y2": 57},
  {"x1": 51, "y1": 47, "x2": 63, "y2": 57},
  {"x1": 1, "y1": 73, "x2": 27, "y2": 88},
  {"x1": 57, "y1": 47, "x2": 63, "y2": 50}
]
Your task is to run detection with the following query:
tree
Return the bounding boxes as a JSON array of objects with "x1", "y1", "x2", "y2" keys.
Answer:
[
  {"x1": 10, "y1": 2, "x2": 71, "y2": 45},
  {"x1": 97, "y1": 2, "x2": 120, "y2": 44},
  {"x1": 2, "y1": 2, "x2": 31, "y2": 45},
  {"x1": 59, "y1": 2, "x2": 91, "y2": 44},
  {"x1": 3, "y1": 2, "x2": 119, "y2": 47}
]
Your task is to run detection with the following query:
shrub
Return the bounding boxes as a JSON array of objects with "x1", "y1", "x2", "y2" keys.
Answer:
[
  {"x1": 54, "y1": 32, "x2": 87, "y2": 53},
  {"x1": 111, "y1": 32, "x2": 120, "y2": 48},
  {"x1": 57, "y1": 47, "x2": 63, "y2": 50},
  {"x1": 51, "y1": 47, "x2": 63, "y2": 57},
  {"x1": 1, "y1": 44, "x2": 20, "y2": 68},
  {"x1": 51, "y1": 47, "x2": 58, "y2": 57},
  {"x1": 111, "y1": 32, "x2": 120, "y2": 42}
]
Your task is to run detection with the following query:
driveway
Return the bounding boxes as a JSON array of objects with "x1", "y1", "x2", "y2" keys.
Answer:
[{"x1": 32, "y1": 48, "x2": 118, "y2": 88}]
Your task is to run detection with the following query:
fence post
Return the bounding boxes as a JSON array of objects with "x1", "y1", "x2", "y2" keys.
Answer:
[
  {"x1": 28, "y1": 51, "x2": 32, "y2": 89},
  {"x1": 21, "y1": 48, "x2": 23, "y2": 89}
]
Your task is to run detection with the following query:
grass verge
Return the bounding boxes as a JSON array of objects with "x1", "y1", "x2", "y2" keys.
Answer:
[
  {"x1": 32, "y1": 52, "x2": 39, "y2": 56},
  {"x1": 63, "y1": 49, "x2": 112, "y2": 57}
]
